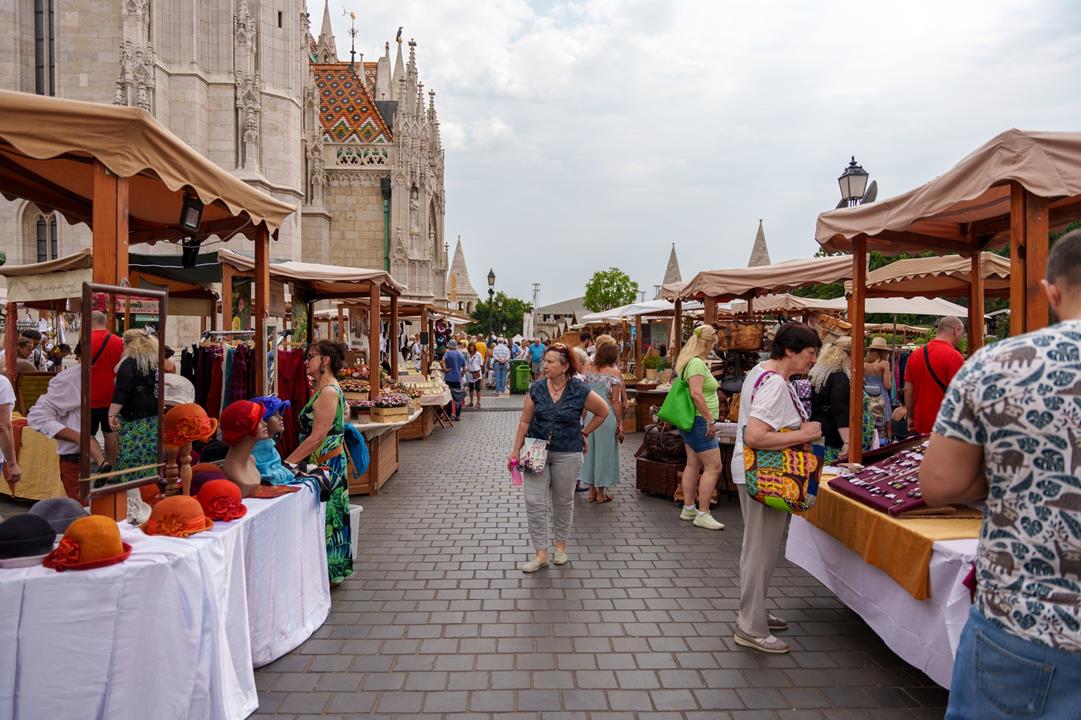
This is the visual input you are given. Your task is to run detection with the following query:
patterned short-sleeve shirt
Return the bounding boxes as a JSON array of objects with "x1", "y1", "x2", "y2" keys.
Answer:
[{"x1": 934, "y1": 320, "x2": 1081, "y2": 652}]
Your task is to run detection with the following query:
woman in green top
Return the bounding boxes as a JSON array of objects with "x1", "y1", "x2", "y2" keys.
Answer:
[
  {"x1": 674, "y1": 324, "x2": 725, "y2": 530},
  {"x1": 285, "y1": 339, "x2": 353, "y2": 586}
]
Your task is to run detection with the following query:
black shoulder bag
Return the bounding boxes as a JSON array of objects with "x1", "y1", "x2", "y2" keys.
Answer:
[{"x1": 923, "y1": 344, "x2": 949, "y2": 392}]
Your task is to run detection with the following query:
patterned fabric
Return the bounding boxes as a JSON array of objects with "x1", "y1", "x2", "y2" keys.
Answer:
[
  {"x1": 299, "y1": 384, "x2": 353, "y2": 584},
  {"x1": 102, "y1": 415, "x2": 158, "y2": 487},
  {"x1": 935, "y1": 320, "x2": 1081, "y2": 652},
  {"x1": 580, "y1": 372, "x2": 621, "y2": 488}
]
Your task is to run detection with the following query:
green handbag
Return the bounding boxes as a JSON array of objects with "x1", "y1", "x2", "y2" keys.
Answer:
[{"x1": 657, "y1": 364, "x2": 696, "y2": 431}]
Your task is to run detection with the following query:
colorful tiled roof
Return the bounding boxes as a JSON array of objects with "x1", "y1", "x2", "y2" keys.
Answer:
[{"x1": 311, "y1": 63, "x2": 392, "y2": 144}]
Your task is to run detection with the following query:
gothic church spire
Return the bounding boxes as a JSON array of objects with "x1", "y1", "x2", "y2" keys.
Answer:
[
  {"x1": 315, "y1": 0, "x2": 337, "y2": 62},
  {"x1": 747, "y1": 219, "x2": 772, "y2": 267}
]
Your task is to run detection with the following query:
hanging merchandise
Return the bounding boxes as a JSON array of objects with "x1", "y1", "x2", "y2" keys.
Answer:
[{"x1": 275, "y1": 348, "x2": 310, "y2": 459}]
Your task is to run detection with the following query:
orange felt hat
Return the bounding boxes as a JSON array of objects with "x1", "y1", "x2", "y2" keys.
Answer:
[
  {"x1": 163, "y1": 403, "x2": 218, "y2": 447},
  {"x1": 196, "y1": 479, "x2": 247, "y2": 522},
  {"x1": 220, "y1": 400, "x2": 264, "y2": 445},
  {"x1": 140, "y1": 495, "x2": 214, "y2": 537},
  {"x1": 43, "y1": 515, "x2": 132, "y2": 571}
]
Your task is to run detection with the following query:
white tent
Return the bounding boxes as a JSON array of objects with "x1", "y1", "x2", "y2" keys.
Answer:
[{"x1": 580, "y1": 299, "x2": 709, "y2": 324}]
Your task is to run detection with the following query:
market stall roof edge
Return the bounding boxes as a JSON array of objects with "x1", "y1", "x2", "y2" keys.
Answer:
[
  {"x1": 0, "y1": 90, "x2": 294, "y2": 243},
  {"x1": 663, "y1": 255, "x2": 854, "y2": 302}
]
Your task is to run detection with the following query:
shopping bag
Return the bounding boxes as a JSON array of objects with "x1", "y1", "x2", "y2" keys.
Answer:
[{"x1": 656, "y1": 366, "x2": 695, "y2": 431}]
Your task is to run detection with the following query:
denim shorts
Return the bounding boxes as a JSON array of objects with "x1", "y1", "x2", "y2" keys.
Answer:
[
  {"x1": 947, "y1": 607, "x2": 1081, "y2": 719},
  {"x1": 678, "y1": 416, "x2": 719, "y2": 453}
]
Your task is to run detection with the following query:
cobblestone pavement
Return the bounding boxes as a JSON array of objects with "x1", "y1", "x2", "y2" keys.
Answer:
[{"x1": 253, "y1": 393, "x2": 949, "y2": 719}]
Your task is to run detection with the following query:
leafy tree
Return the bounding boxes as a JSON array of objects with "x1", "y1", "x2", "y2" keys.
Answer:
[
  {"x1": 0, "y1": 249, "x2": 5, "y2": 266},
  {"x1": 467, "y1": 292, "x2": 532, "y2": 337},
  {"x1": 583, "y1": 267, "x2": 639, "y2": 312}
]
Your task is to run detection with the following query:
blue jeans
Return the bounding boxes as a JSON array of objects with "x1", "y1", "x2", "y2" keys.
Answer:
[
  {"x1": 493, "y1": 362, "x2": 508, "y2": 393},
  {"x1": 947, "y1": 607, "x2": 1081, "y2": 719}
]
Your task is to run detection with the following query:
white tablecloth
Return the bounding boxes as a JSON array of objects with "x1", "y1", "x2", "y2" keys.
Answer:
[
  {"x1": 0, "y1": 486, "x2": 331, "y2": 719},
  {"x1": 786, "y1": 516, "x2": 977, "y2": 688}
]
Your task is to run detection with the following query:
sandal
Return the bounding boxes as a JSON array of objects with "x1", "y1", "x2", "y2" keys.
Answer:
[{"x1": 597, "y1": 495, "x2": 613, "y2": 503}]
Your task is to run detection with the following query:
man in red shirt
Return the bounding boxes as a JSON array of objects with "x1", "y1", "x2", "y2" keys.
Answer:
[
  {"x1": 903, "y1": 316, "x2": 965, "y2": 434},
  {"x1": 89, "y1": 311, "x2": 124, "y2": 464}
]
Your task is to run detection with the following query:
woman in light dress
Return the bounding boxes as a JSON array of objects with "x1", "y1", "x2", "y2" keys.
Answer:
[{"x1": 580, "y1": 341, "x2": 623, "y2": 503}]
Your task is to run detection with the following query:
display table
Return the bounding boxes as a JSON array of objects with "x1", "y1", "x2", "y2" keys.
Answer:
[
  {"x1": 787, "y1": 519, "x2": 977, "y2": 688},
  {"x1": 0, "y1": 486, "x2": 330, "y2": 719},
  {"x1": 401, "y1": 390, "x2": 451, "y2": 441},
  {"x1": 348, "y1": 408, "x2": 421, "y2": 495}
]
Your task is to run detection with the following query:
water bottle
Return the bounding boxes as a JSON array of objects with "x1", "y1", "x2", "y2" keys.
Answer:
[{"x1": 509, "y1": 458, "x2": 523, "y2": 486}]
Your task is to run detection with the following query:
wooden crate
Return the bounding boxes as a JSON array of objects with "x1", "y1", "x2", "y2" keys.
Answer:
[
  {"x1": 348, "y1": 429, "x2": 402, "y2": 495},
  {"x1": 370, "y1": 405, "x2": 410, "y2": 423},
  {"x1": 400, "y1": 406, "x2": 435, "y2": 440}
]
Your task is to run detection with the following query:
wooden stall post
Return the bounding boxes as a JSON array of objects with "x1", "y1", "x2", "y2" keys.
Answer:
[
  {"x1": 368, "y1": 282, "x2": 381, "y2": 398},
  {"x1": 253, "y1": 225, "x2": 269, "y2": 395},
  {"x1": 389, "y1": 294, "x2": 399, "y2": 378},
  {"x1": 4, "y1": 303, "x2": 16, "y2": 383},
  {"x1": 704, "y1": 297, "x2": 717, "y2": 326},
  {"x1": 848, "y1": 238, "x2": 867, "y2": 465},
  {"x1": 91, "y1": 162, "x2": 129, "y2": 286},
  {"x1": 967, "y1": 252, "x2": 985, "y2": 353},
  {"x1": 336, "y1": 305, "x2": 345, "y2": 343},
  {"x1": 220, "y1": 262, "x2": 234, "y2": 332},
  {"x1": 634, "y1": 314, "x2": 643, "y2": 380},
  {"x1": 672, "y1": 298, "x2": 683, "y2": 357},
  {"x1": 1024, "y1": 192, "x2": 1050, "y2": 333}
]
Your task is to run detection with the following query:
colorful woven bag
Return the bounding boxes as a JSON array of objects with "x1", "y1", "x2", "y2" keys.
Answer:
[{"x1": 742, "y1": 371, "x2": 824, "y2": 513}]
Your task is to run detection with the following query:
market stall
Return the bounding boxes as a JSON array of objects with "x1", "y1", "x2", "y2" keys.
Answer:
[{"x1": 818, "y1": 128, "x2": 1081, "y2": 463}]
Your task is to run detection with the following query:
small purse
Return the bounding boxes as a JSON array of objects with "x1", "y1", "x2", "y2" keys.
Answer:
[
  {"x1": 520, "y1": 437, "x2": 549, "y2": 473},
  {"x1": 742, "y1": 371, "x2": 823, "y2": 513}
]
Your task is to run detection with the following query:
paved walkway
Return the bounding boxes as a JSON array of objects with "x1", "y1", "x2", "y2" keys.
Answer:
[{"x1": 253, "y1": 394, "x2": 948, "y2": 719}]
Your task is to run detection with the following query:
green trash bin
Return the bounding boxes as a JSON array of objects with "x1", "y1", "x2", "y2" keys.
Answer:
[{"x1": 511, "y1": 360, "x2": 531, "y2": 394}]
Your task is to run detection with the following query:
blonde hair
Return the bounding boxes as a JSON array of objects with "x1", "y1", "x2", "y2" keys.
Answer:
[
  {"x1": 120, "y1": 328, "x2": 159, "y2": 376},
  {"x1": 595, "y1": 334, "x2": 617, "y2": 348},
  {"x1": 674, "y1": 324, "x2": 717, "y2": 374},
  {"x1": 809, "y1": 338, "x2": 850, "y2": 392},
  {"x1": 572, "y1": 346, "x2": 589, "y2": 370},
  {"x1": 865, "y1": 348, "x2": 890, "y2": 363}
]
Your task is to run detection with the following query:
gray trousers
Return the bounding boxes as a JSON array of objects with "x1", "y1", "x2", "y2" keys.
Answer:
[
  {"x1": 523, "y1": 451, "x2": 583, "y2": 551},
  {"x1": 736, "y1": 489, "x2": 790, "y2": 637}
]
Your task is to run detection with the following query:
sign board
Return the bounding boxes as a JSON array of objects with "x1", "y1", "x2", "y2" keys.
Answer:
[{"x1": 5, "y1": 268, "x2": 91, "y2": 304}]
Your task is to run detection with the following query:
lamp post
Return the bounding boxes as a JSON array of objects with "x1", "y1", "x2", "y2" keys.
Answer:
[
  {"x1": 838, "y1": 156, "x2": 870, "y2": 207},
  {"x1": 487, "y1": 268, "x2": 496, "y2": 337}
]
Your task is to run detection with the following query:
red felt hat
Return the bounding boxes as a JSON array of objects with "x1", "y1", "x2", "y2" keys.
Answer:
[
  {"x1": 140, "y1": 496, "x2": 214, "y2": 537},
  {"x1": 196, "y1": 479, "x2": 247, "y2": 522},
  {"x1": 43, "y1": 515, "x2": 132, "y2": 571},
  {"x1": 219, "y1": 400, "x2": 264, "y2": 445}
]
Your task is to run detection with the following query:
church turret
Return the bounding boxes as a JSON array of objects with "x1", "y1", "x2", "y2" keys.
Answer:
[
  {"x1": 375, "y1": 41, "x2": 391, "y2": 100},
  {"x1": 428, "y1": 90, "x2": 441, "y2": 152},
  {"x1": 314, "y1": 0, "x2": 337, "y2": 62},
  {"x1": 656, "y1": 243, "x2": 682, "y2": 298},
  {"x1": 747, "y1": 219, "x2": 772, "y2": 267},
  {"x1": 447, "y1": 236, "x2": 479, "y2": 312},
  {"x1": 391, "y1": 33, "x2": 404, "y2": 100}
]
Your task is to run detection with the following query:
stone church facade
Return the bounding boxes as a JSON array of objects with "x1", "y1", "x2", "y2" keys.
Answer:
[{"x1": 0, "y1": 0, "x2": 449, "y2": 306}]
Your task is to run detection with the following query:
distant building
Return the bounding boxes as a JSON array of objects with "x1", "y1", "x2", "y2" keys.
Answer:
[
  {"x1": 656, "y1": 243, "x2": 682, "y2": 298},
  {"x1": 446, "y1": 236, "x2": 478, "y2": 313},
  {"x1": 533, "y1": 296, "x2": 588, "y2": 341}
]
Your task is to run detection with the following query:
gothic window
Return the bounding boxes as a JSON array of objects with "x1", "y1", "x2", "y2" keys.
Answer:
[
  {"x1": 34, "y1": 0, "x2": 56, "y2": 95},
  {"x1": 35, "y1": 213, "x2": 58, "y2": 262}
]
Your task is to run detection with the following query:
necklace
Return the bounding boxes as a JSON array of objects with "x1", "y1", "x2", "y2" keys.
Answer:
[{"x1": 547, "y1": 377, "x2": 567, "y2": 400}]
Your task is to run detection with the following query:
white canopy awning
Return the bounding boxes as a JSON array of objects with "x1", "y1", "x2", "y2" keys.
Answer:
[
  {"x1": 580, "y1": 299, "x2": 709, "y2": 324},
  {"x1": 733, "y1": 294, "x2": 969, "y2": 318}
]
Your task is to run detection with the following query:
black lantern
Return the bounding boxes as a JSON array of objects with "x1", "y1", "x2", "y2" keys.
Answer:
[
  {"x1": 838, "y1": 156, "x2": 869, "y2": 206},
  {"x1": 179, "y1": 194, "x2": 204, "y2": 233}
]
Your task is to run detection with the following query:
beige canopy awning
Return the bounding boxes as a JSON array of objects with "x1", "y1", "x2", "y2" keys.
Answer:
[
  {"x1": 666, "y1": 256, "x2": 854, "y2": 301},
  {"x1": 0, "y1": 90, "x2": 294, "y2": 243},
  {"x1": 816, "y1": 129, "x2": 1081, "y2": 254},
  {"x1": 848, "y1": 252, "x2": 1012, "y2": 298},
  {"x1": 218, "y1": 249, "x2": 405, "y2": 297},
  {"x1": 0, "y1": 249, "x2": 94, "y2": 303}
]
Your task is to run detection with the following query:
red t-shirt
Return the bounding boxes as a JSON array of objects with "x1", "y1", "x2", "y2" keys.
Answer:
[
  {"x1": 904, "y1": 338, "x2": 964, "y2": 434},
  {"x1": 89, "y1": 328, "x2": 125, "y2": 409}
]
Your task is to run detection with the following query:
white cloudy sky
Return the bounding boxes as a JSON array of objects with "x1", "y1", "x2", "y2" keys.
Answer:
[{"x1": 310, "y1": 0, "x2": 1081, "y2": 307}]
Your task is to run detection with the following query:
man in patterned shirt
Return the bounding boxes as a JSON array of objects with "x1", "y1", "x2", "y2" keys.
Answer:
[{"x1": 920, "y1": 229, "x2": 1081, "y2": 718}]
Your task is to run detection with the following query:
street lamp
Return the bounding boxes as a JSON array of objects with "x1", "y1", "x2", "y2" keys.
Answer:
[
  {"x1": 487, "y1": 268, "x2": 496, "y2": 337},
  {"x1": 838, "y1": 156, "x2": 870, "y2": 207}
]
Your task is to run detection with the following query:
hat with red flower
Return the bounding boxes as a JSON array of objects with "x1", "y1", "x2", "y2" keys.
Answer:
[{"x1": 196, "y1": 479, "x2": 247, "y2": 522}]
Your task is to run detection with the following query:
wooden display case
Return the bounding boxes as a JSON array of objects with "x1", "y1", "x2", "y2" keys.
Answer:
[{"x1": 400, "y1": 406, "x2": 436, "y2": 440}]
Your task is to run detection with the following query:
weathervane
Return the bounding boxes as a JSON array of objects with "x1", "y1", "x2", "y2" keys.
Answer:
[{"x1": 343, "y1": 8, "x2": 358, "y2": 72}]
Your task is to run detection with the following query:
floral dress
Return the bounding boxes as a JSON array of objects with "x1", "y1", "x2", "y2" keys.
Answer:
[{"x1": 299, "y1": 384, "x2": 353, "y2": 584}]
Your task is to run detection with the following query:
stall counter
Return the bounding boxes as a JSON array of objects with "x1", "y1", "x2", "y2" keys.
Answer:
[{"x1": 349, "y1": 408, "x2": 422, "y2": 495}]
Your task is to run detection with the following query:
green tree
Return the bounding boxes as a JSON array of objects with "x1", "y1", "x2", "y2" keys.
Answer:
[
  {"x1": 583, "y1": 267, "x2": 639, "y2": 312},
  {"x1": 0, "y1": 249, "x2": 5, "y2": 266},
  {"x1": 467, "y1": 292, "x2": 532, "y2": 337}
]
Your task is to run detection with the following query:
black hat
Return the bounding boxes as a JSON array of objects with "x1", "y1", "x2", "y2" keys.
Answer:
[
  {"x1": 29, "y1": 497, "x2": 87, "y2": 534},
  {"x1": 0, "y1": 514, "x2": 57, "y2": 568}
]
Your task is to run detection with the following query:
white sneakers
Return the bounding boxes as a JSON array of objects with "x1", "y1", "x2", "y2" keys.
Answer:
[{"x1": 692, "y1": 512, "x2": 725, "y2": 531}]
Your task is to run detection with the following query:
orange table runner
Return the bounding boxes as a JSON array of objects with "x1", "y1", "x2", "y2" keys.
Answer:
[{"x1": 801, "y1": 476, "x2": 982, "y2": 600}]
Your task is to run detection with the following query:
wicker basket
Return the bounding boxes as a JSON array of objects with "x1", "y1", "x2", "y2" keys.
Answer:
[{"x1": 731, "y1": 323, "x2": 763, "y2": 350}]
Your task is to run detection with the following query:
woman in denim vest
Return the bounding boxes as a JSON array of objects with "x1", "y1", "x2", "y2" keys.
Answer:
[{"x1": 509, "y1": 343, "x2": 609, "y2": 573}]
